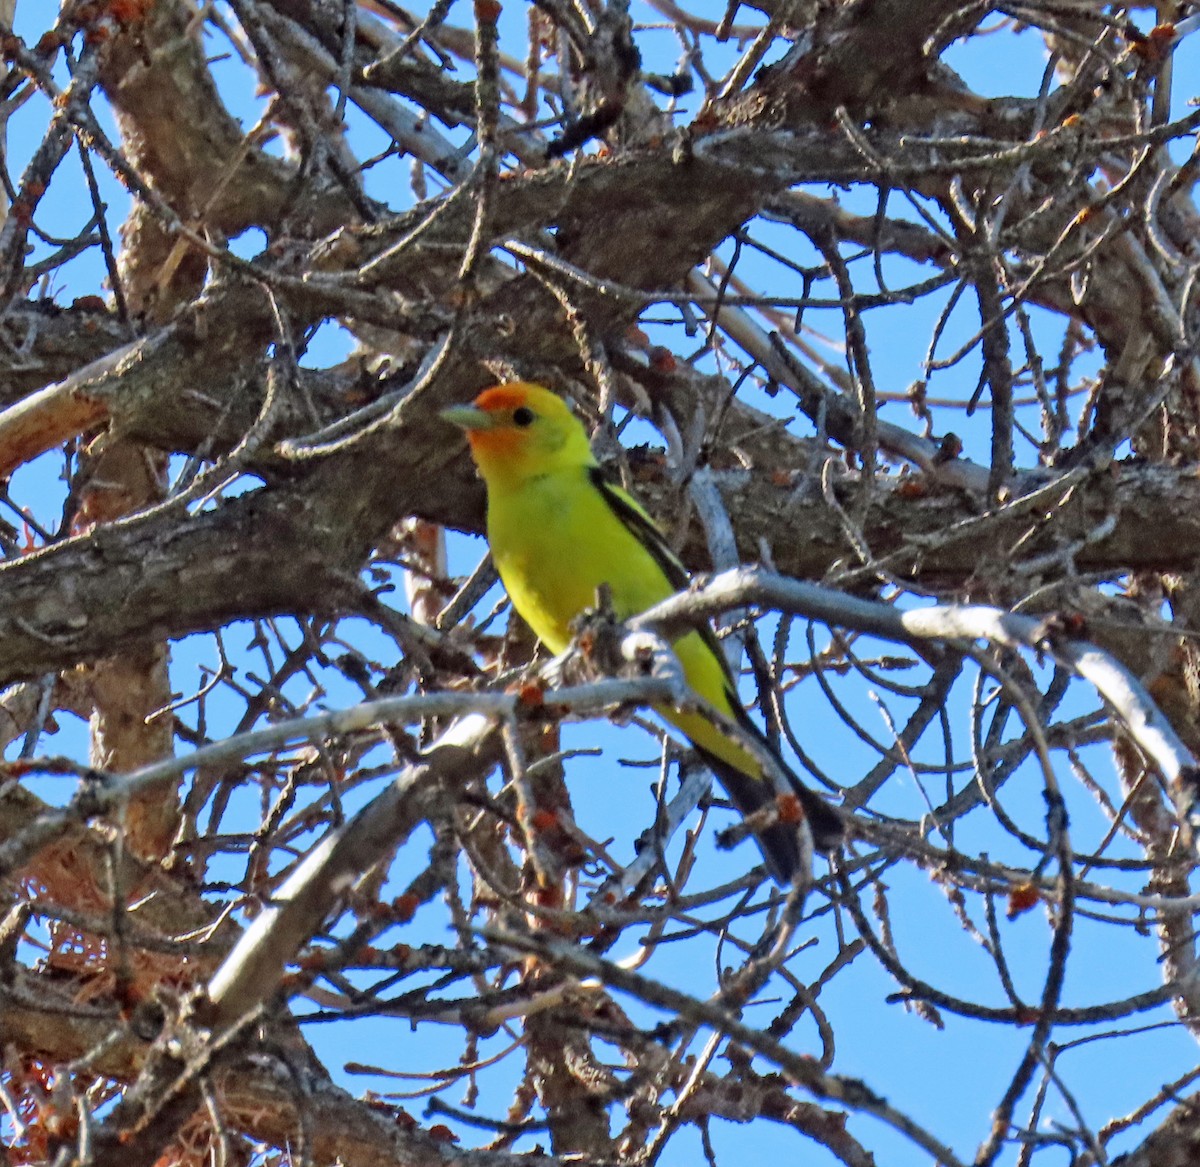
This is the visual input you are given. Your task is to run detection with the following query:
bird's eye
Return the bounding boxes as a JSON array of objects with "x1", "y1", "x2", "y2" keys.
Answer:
[{"x1": 512, "y1": 406, "x2": 536, "y2": 427}]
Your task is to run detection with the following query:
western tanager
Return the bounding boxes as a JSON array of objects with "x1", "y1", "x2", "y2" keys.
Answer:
[{"x1": 443, "y1": 382, "x2": 842, "y2": 880}]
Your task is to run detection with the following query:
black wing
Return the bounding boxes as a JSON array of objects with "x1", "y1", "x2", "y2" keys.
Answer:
[
  {"x1": 589, "y1": 466, "x2": 843, "y2": 878},
  {"x1": 587, "y1": 464, "x2": 734, "y2": 689}
]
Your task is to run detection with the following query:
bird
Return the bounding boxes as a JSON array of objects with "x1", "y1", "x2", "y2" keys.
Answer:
[{"x1": 442, "y1": 382, "x2": 843, "y2": 881}]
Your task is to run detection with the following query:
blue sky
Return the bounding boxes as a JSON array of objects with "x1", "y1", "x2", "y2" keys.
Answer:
[{"x1": 4, "y1": 4, "x2": 1200, "y2": 1165}]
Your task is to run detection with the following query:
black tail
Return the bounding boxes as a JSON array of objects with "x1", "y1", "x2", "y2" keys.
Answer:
[{"x1": 700, "y1": 748, "x2": 843, "y2": 883}]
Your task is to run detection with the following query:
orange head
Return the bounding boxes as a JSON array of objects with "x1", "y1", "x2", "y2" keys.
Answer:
[{"x1": 441, "y1": 382, "x2": 595, "y2": 490}]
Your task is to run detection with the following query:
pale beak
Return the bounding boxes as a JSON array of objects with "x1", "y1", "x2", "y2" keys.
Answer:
[{"x1": 440, "y1": 404, "x2": 496, "y2": 431}]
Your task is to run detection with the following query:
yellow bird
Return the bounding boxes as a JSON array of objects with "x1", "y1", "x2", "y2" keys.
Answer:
[{"x1": 443, "y1": 383, "x2": 842, "y2": 880}]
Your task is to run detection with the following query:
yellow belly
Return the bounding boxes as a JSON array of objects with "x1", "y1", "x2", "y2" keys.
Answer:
[
  {"x1": 487, "y1": 468, "x2": 672, "y2": 653},
  {"x1": 487, "y1": 468, "x2": 765, "y2": 781}
]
